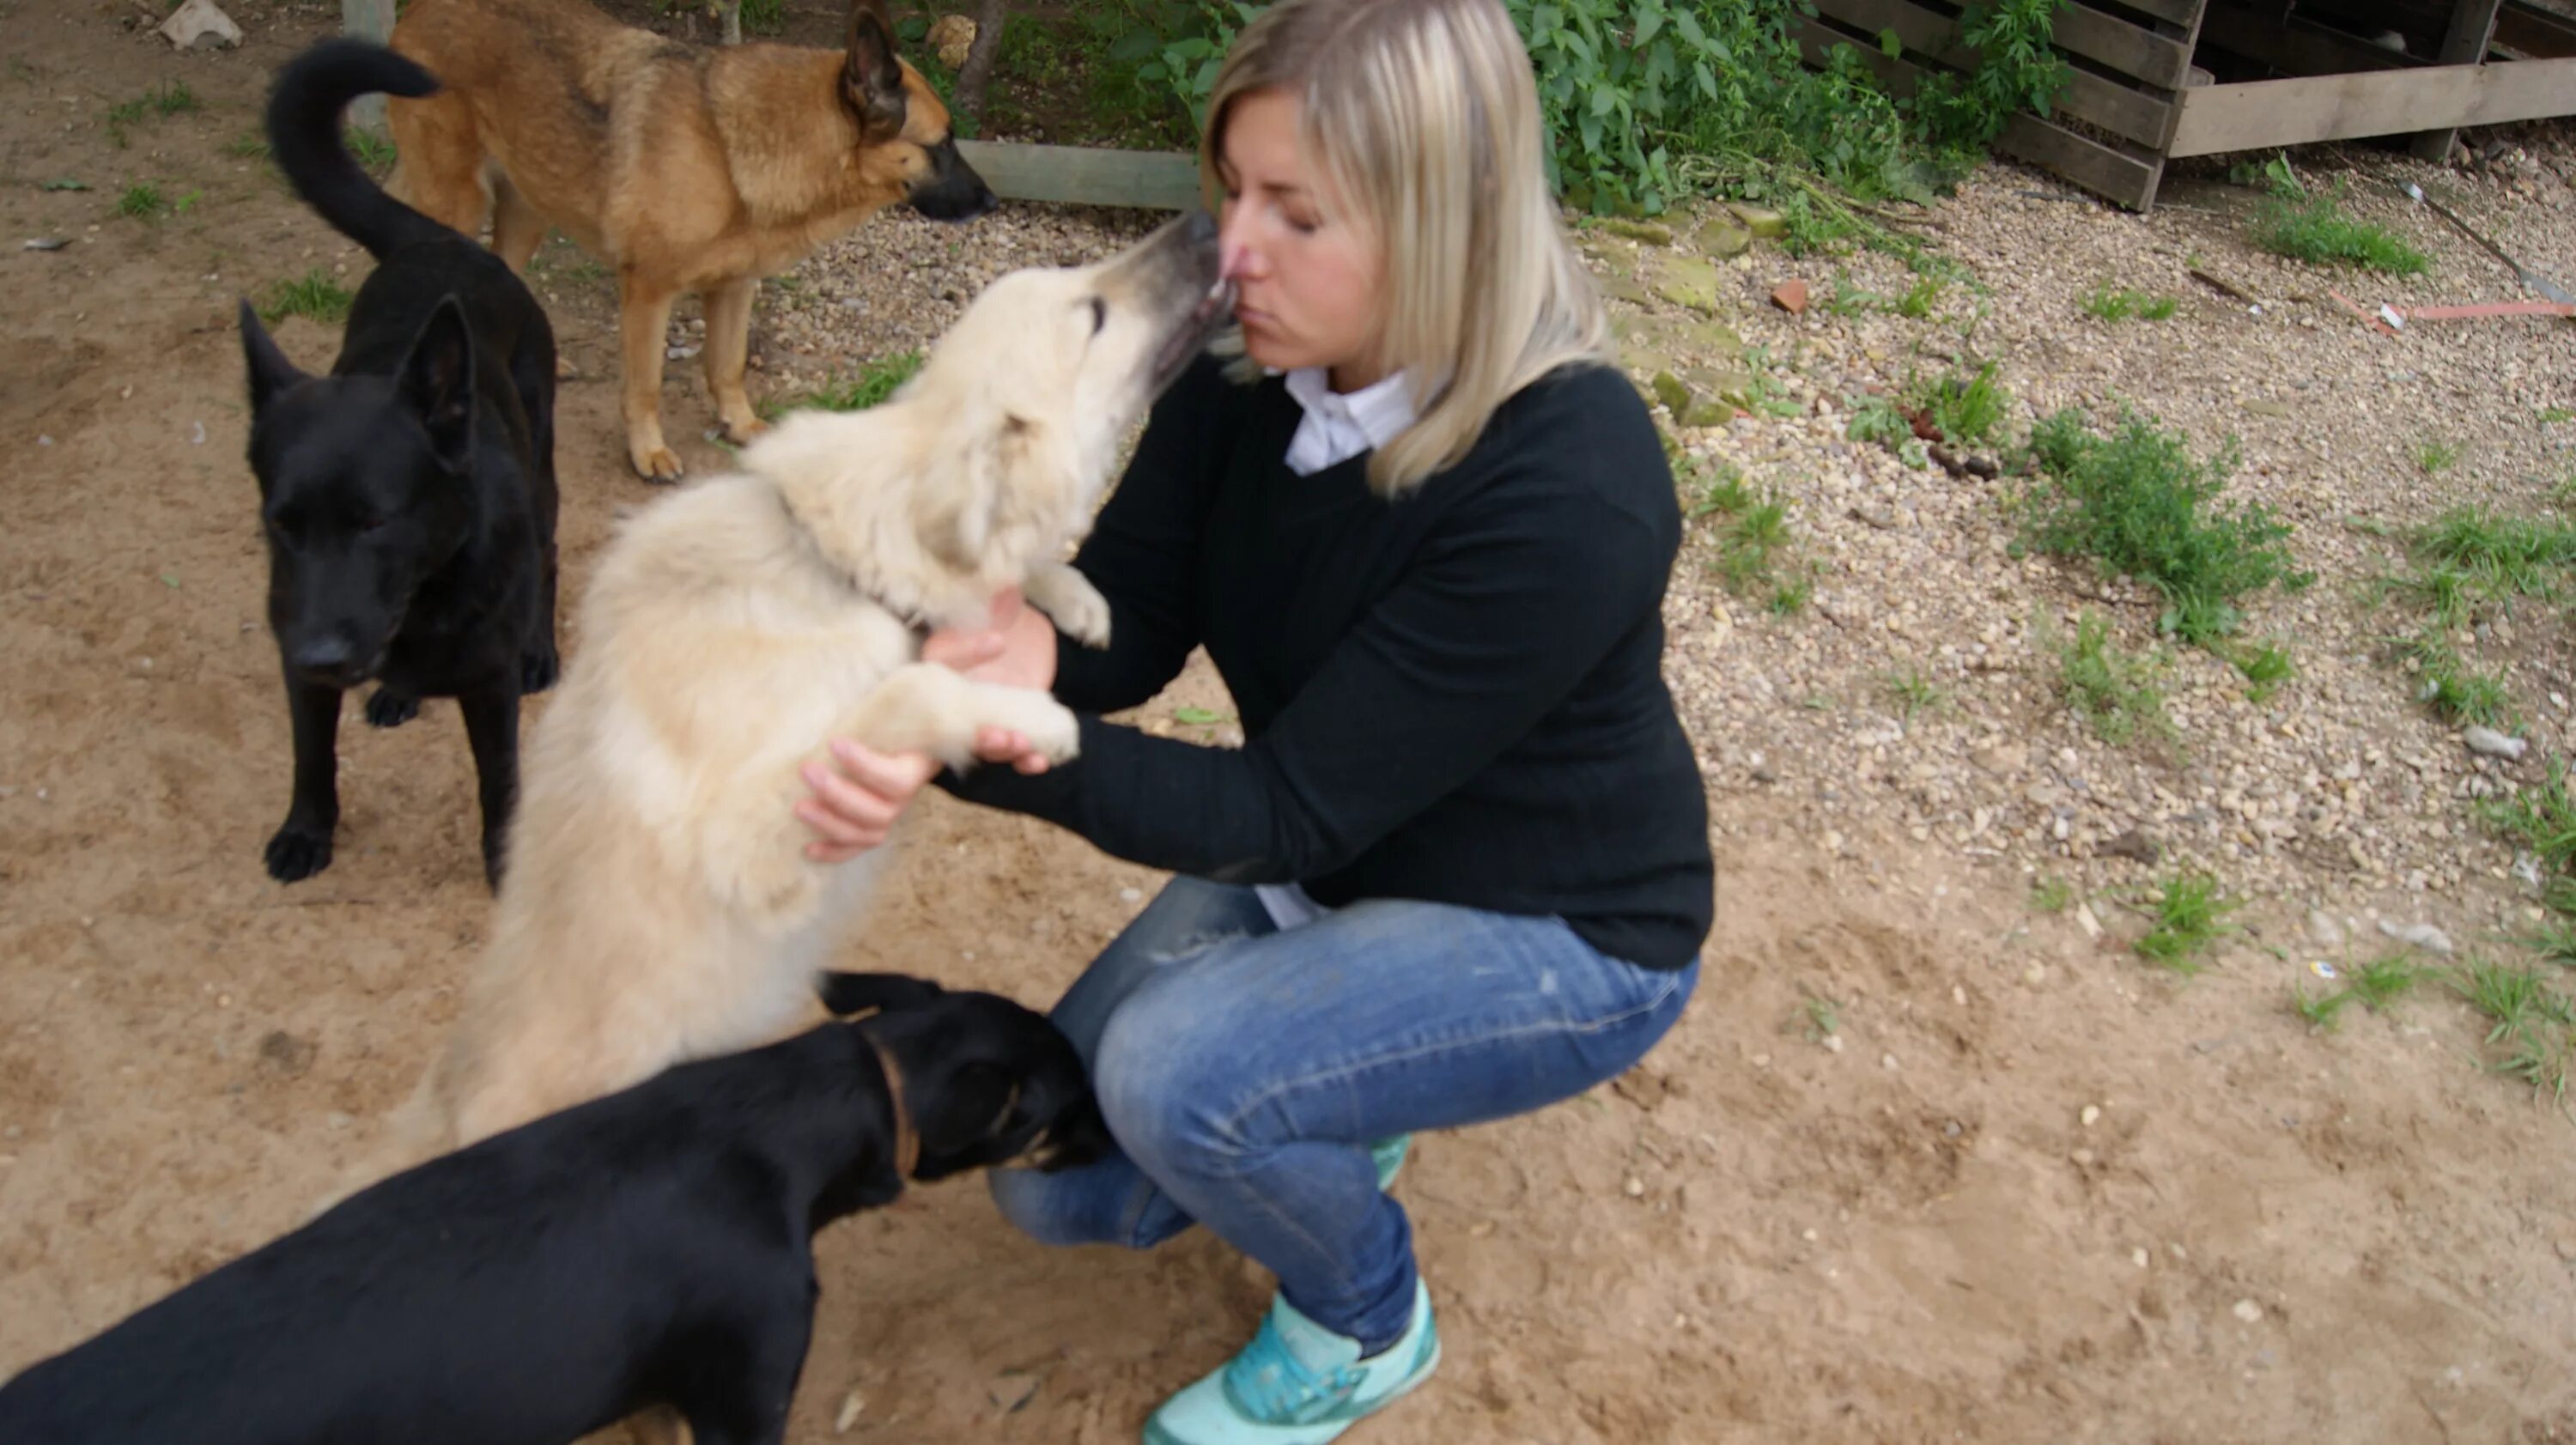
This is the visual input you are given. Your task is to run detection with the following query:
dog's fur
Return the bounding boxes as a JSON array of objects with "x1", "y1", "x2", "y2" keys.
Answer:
[
  {"x1": 384, "y1": 0, "x2": 998, "y2": 482},
  {"x1": 0, "y1": 973, "x2": 1109, "y2": 1445},
  {"x1": 317, "y1": 210, "x2": 1230, "y2": 1206},
  {"x1": 240, "y1": 39, "x2": 562, "y2": 889}
]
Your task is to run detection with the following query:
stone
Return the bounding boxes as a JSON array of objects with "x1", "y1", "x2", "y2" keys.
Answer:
[
  {"x1": 1654, "y1": 256, "x2": 1726, "y2": 317},
  {"x1": 1692, "y1": 220, "x2": 1754, "y2": 258},
  {"x1": 1600, "y1": 218, "x2": 1674, "y2": 246},
  {"x1": 159, "y1": 0, "x2": 241, "y2": 49},
  {"x1": 1771, "y1": 278, "x2": 1810, "y2": 314},
  {"x1": 1728, "y1": 203, "x2": 1789, "y2": 240}
]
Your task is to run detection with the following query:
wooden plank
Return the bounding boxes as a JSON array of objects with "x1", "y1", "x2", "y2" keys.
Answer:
[
  {"x1": 952, "y1": 141, "x2": 1202, "y2": 211},
  {"x1": 2097, "y1": 0, "x2": 2207, "y2": 26},
  {"x1": 2498, "y1": 3, "x2": 2576, "y2": 58},
  {"x1": 2198, "y1": 1, "x2": 2421, "y2": 75},
  {"x1": 1807, "y1": 0, "x2": 2178, "y2": 146},
  {"x1": 2412, "y1": 0, "x2": 2509, "y2": 160},
  {"x1": 2166, "y1": 53, "x2": 2576, "y2": 154},
  {"x1": 342, "y1": 0, "x2": 396, "y2": 133},
  {"x1": 1794, "y1": 17, "x2": 2163, "y2": 207},
  {"x1": 2053, "y1": 3, "x2": 2195, "y2": 86}
]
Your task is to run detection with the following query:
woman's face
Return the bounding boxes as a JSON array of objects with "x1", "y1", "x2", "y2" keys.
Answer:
[{"x1": 1214, "y1": 88, "x2": 1384, "y2": 390}]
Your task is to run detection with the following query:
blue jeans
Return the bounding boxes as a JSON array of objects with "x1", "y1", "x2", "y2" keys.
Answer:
[{"x1": 987, "y1": 877, "x2": 1699, "y2": 1354}]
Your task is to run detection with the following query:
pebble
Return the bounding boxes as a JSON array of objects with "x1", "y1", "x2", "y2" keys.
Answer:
[
  {"x1": 2131, "y1": 1247, "x2": 2150, "y2": 1269},
  {"x1": 835, "y1": 1387, "x2": 867, "y2": 1432},
  {"x1": 1624, "y1": 1175, "x2": 1646, "y2": 1197},
  {"x1": 2463, "y1": 726, "x2": 2527, "y2": 760},
  {"x1": 2232, "y1": 1299, "x2": 2264, "y2": 1324},
  {"x1": 2080, "y1": 1104, "x2": 2101, "y2": 1127},
  {"x1": 1880, "y1": 1053, "x2": 1899, "y2": 1071},
  {"x1": 2376, "y1": 919, "x2": 2455, "y2": 955}
]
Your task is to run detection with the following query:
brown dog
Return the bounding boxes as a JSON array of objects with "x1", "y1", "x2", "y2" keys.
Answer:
[{"x1": 385, "y1": 0, "x2": 997, "y2": 482}]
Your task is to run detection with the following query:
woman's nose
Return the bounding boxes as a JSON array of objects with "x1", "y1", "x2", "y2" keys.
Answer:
[{"x1": 1218, "y1": 210, "x2": 1262, "y2": 282}]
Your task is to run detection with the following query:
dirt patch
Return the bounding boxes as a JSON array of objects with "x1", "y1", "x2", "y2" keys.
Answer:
[{"x1": 3, "y1": 6, "x2": 2574, "y2": 1444}]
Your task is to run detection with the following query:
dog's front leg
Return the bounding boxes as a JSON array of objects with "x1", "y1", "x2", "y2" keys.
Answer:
[
  {"x1": 838, "y1": 663, "x2": 1083, "y2": 770},
  {"x1": 702, "y1": 276, "x2": 769, "y2": 446},
  {"x1": 458, "y1": 686, "x2": 521, "y2": 892},
  {"x1": 1024, "y1": 560, "x2": 1113, "y2": 649},
  {"x1": 266, "y1": 669, "x2": 343, "y2": 883},
  {"x1": 672, "y1": 1277, "x2": 813, "y2": 1445},
  {"x1": 619, "y1": 271, "x2": 685, "y2": 482}
]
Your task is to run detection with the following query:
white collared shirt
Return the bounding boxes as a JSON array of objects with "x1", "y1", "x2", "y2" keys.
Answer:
[{"x1": 1252, "y1": 367, "x2": 1423, "y2": 932}]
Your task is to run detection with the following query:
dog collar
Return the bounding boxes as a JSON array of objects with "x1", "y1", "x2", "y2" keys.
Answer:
[{"x1": 864, "y1": 1034, "x2": 919, "y2": 1180}]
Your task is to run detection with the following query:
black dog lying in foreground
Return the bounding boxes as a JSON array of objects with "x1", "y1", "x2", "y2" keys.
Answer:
[{"x1": 0, "y1": 973, "x2": 1106, "y2": 1445}]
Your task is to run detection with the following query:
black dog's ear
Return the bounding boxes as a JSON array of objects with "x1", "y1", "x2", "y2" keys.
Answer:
[
  {"x1": 840, "y1": 0, "x2": 907, "y2": 138},
  {"x1": 238, "y1": 299, "x2": 308, "y2": 416},
  {"x1": 397, "y1": 295, "x2": 477, "y2": 475},
  {"x1": 817, "y1": 970, "x2": 945, "y2": 1017}
]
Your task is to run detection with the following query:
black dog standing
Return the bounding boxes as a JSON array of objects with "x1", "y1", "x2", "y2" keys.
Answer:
[
  {"x1": 0, "y1": 973, "x2": 1109, "y2": 1445},
  {"x1": 239, "y1": 39, "x2": 561, "y2": 888}
]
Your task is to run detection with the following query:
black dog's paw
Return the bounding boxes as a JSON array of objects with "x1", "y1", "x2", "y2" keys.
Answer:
[
  {"x1": 265, "y1": 823, "x2": 334, "y2": 883},
  {"x1": 363, "y1": 688, "x2": 420, "y2": 729},
  {"x1": 519, "y1": 645, "x2": 560, "y2": 695}
]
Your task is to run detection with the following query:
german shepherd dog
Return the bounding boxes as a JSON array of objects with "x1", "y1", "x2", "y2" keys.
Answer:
[
  {"x1": 385, "y1": 0, "x2": 999, "y2": 482},
  {"x1": 0, "y1": 973, "x2": 1111, "y2": 1445},
  {"x1": 240, "y1": 39, "x2": 561, "y2": 889}
]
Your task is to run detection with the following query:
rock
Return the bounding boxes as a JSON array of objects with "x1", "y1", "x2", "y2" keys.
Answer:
[
  {"x1": 1771, "y1": 278, "x2": 1810, "y2": 314},
  {"x1": 2464, "y1": 726, "x2": 2527, "y2": 760},
  {"x1": 1971, "y1": 744, "x2": 2026, "y2": 775},
  {"x1": 1692, "y1": 220, "x2": 1754, "y2": 258},
  {"x1": 158, "y1": 0, "x2": 242, "y2": 49},
  {"x1": 1649, "y1": 369, "x2": 1736, "y2": 428},
  {"x1": 1623, "y1": 1175, "x2": 1647, "y2": 1197},
  {"x1": 2074, "y1": 902, "x2": 2104, "y2": 940},
  {"x1": 1653, "y1": 256, "x2": 1726, "y2": 317},
  {"x1": 1599, "y1": 218, "x2": 1674, "y2": 246},
  {"x1": 2080, "y1": 1104, "x2": 2102, "y2": 1126},
  {"x1": 834, "y1": 1387, "x2": 867, "y2": 1433},
  {"x1": 2306, "y1": 908, "x2": 2345, "y2": 949},
  {"x1": 2376, "y1": 919, "x2": 2455, "y2": 955},
  {"x1": 2099, "y1": 828, "x2": 2161, "y2": 864},
  {"x1": 2241, "y1": 399, "x2": 2293, "y2": 418},
  {"x1": 1728, "y1": 203, "x2": 1789, "y2": 240},
  {"x1": 2232, "y1": 1299, "x2": 2264, "y2": 1324}
]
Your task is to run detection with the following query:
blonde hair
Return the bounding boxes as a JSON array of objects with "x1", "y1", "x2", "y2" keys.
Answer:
[{"x1": 1202, "y1": 0, "x2": 1610, "y2": 497}]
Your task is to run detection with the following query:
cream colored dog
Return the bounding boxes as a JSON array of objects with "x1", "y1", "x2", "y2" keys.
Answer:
[{"x1": 328, "y1": 212, "x2": 1232, "y2": 1200}]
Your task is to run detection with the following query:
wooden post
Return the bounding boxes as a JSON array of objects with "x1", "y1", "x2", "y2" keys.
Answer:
[
  {"x1": 343, "y1": 0, "x2": 396, "y2": 134},
  {"x1": 2411, "y1": 0, "x2": 2506, "y2": 161}
]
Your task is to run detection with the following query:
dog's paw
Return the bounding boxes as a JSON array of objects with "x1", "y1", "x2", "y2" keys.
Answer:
[
  {"x1": 264, "y1": 823, "x2": 334, "y2": 883},
  {"x1": 363, "y1": 688, "x2": 419, "y2": 729},
  {"x1": 519, "y1": 645, "x2": 560, "y2": 695},
  {"x1": 1001, "y1": 695, "x2": 1083, "y2": 766},
  {"x1": 720, "y1": 412, "x2": 770, "y2": 446},
  {"x1": 1026, "y1": 564, "x2": 1113, "y2": 650},
  {"x1": 631, "y1": 444, "x2": 685, "y2": 484}
]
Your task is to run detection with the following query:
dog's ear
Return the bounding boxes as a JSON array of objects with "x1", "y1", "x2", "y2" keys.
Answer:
[
  {"x1": 237, "y1": 299, "x2": 309, "y2": 416},
  {"x1": 841, "y1": 0, "x2": 907, "y2": 138},
  {"x1": 915, "y1": 410, "x2": 1068, "y2": 574},
  {"x1": 818, "y1": 971, "x2": 946, "y2": 1017},
  {"x1": 397, "y1": 294, "x2": 477, "y2": 475}
]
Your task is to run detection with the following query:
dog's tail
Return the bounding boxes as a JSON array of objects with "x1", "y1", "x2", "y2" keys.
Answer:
[{"x1": 265, "y1": 37, "x2": 448, "y2": 261}]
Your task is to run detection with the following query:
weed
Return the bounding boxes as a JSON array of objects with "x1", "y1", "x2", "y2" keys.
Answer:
[
  {"x1": 2481, "y1": 761, "x2": 2576, "y2": 879},
  {"x1": 1799, "y1": 993, "x2": 1841, "y2": 1041},
  {"x1": 2082, "y1": 285, "x2": 2178, "y2": 322},
  {"x1": 2348, "y1": 955, "x2": 2427, "y2": 1012},
  {"x1": 1684, "y1": 460, "x2": 1756, "y2": 519},
  {"x1": 343, "y1": 126, "x2": 398, "y2": 173},
  {"x1": 259, "y1": 270, "x2": 355, "y2": 325},
  {"x1": 2449, "y1": 956, "x2": 2576, "y2": 1098},
  {"x1": 2250, "y1": 165, "x2": 2429, "y2": 276},
  {"x1": 2017, "y1": 406, "x2": 2308, "y2": 647},
  {"x1": 781, "y1": 350, "x2": 926, "y2": 415},
  {"x1": 2407, "y1": 507, "x2": 2575, "y2": 608},
  {"x1": 2292, "y1": 983, "x2": 2355, "y2": 1031},
  {"x1": 1917, "y1": 361, "x2": 2008, "y2": 447},
  {"x1": 1767, "y1": 577, "x2": 1813, "y2": 616},
  {"x1": 2029, "y1": 875, "x2": 2074, "y2": 914},
  {"x1": 1845, "y1": 393, "x2": 1915, "y2": 450},
  {"x1": 2529, "y1": 914, "x2": 2576, "y2": 969},
  {"x1": 2412, "y1": 642, "x2": 2515, "y2": 728},
  {"x1": 1713, "y1": 493, "x2": 1794, "y2": 596},
  {"x1": 1894, "y1": 274, "x2": 1943, "y2": 319},
  {"x1": 2415, "y1": 437, "x2": 2461, "y2": 475},
  {"x1": 105, "y1": 82, "x2": 197, "y2": 149},
  {"x1": 2133, "y1": 871, "x2": 2242, "y2": 974},
  {"x1": 2051, "y1": 611, "x2": 2172, "y2": 747},
  {"x1": 2232, "y1": 640, "x2": 2295, "y2": 701},
  {"x1": 1886, "y1": 665, "x2": 1947, "y2": 721},
  {"x1": 149, "y1": 81, "x2": 197, "y2": 116},
  {"x1": 40, "y1": 177, "x2": 89, "y2": 191},
  {"x1": 2542, "y1": 405, "x2": 2573, "y2": 425},
  {"x1": 224, "y1": 129, "x2": 270, "y2": 161},
  {"x1": 115, "y1": 182, "x2": 167, "y2": 220}
]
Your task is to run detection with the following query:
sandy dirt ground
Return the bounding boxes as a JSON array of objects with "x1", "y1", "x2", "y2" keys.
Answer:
[{"x1": 3, "y1": 5, "x2": 2573, "y2": 1443}]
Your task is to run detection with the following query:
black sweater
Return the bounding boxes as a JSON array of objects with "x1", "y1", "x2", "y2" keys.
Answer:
[{"x1": 940, "y1": 353, "x2": 1713, "y2": 969}]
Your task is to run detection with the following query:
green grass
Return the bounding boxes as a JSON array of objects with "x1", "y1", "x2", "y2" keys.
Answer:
[
  {"x1": 2250, "y1": 171, "x2": 2430, "y2": 276},
  {"x1": 105, "y1": 81, "x2": 197, "y2": 149},
  {"x1": 2082, "y1": 285, "x2": 2178, "y2": 322},
  {"x1": 1767, "y1": 577, "x2": 1813, "y2": 616},
  {"x1": 1684, "y1": 460, "x2": 1757, "y2": 519},
  {"x1": 2051, "y1": 611, "x2": 2172, "y2": 748},
  {"x1": 2232, "y1": 640, "x2": 2295, "y2": 702},
  {"x1": 2295, "y1": 956, "x2": 2428, "y2": 1033},
  {"x1": 2133, "y1": 871, "x2": 2242, "y2": 975},
  {"x1": 2415, "y1": 437, "x2": 2462, "y2": 476},
  {"x1": 1885, "y1": 666, "x2": 1947, "y2": 721},
  {"x1": 2542, "y1": 405, "x2": 2573, "y2": 425},
  {"x1": 2292, "y1": 982, "x2": 2357, "y2": 1031},
  {"x1": 2029, "y1": 875, "x2": 2075, "y2": 914},
  {"x1": 259, "y1": 269, "x2": 355, "y2": 325},
  {"x1": 1894, "y1": 275, "x2": 1944, "y2": 319},
  {"x1": 1681, "y1": 457, "x2": 1800, "y2": 600},
  {"x1": 1714, "y1": 494, "x2": 1795, "y2": 597},
  {"x1": 2482, "y1": 761, "x2": 2576, "y2": 879},
  {"x1": 2449, "y1": 956, "x2": 2576, "y2": 1103},
  {"x1": 114, "y1": 182, "x2": 168, "y2": 220},
  {"x1": 2016, "y1": 406, "x2": 2309, "y2": 649},
  {"x1": 2407, "y1": 507, "x2": 2576, "y2": 610},
  {"x1": 2410, "y1": 641, "x2": 2516, "y2": 728},
  {"x1": 778, "y1": 350, "x2": 926, "y2": 415},
  {"x1": 225, "y1": 129, "x2": 270, "y2": 161},
  {"x1": 343, "y1": 126, "x2": 398, "y2": 173},
  {"x1": 1917, "y1": 361, "x2": 2008, "y2": 447}
]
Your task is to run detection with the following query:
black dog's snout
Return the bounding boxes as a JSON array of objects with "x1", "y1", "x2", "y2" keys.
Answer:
[{"x1": 289, "y1": 635, "x2": 361, "y2": 683}]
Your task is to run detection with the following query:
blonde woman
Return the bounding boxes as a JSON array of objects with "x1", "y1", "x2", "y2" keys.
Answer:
[{"x1": 795, "y1": 0, "x2": 1710, "y2": 1437}]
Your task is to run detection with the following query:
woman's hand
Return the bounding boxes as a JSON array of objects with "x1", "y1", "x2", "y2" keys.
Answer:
[{"x1": 795, "y1": 587, "x2": 1069, "y2": 863}]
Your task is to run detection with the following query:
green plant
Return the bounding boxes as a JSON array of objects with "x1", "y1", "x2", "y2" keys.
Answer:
[
  {"x1": 1684, "y1": 459, "x2": 1756, "y2": 518},
  {"x1": 1918, "y1": 361, "x2": 2008, "y2": 446},
  {"x1": 2410, "y1": 641, "x2": 2514, "y2": 728},
  {"x1": 2542, "y1": 405, "x2": 2574, "y2": 425},
  {"x1": 2449, "y1": 956, "x2": 2576, "y2": 1102},
  {"x1": 2017, "y1": 406, "x2": 2309, "y2": 648},
  {"x1": 259, "y1": 269, "x2": 355, "y2": 324},
  {"x1": 1845, "y1": 393, "x2": 1914, "y2": 449},
  {"x1": 2249, "y1": 165, "x2": 2430, "y2": 276},
  {"x1": 2133, "y1": 871, "x2": 2242, "y2": 974},
  {"x1": 1893, "y1": 274, "x2": 1943, "y2": 319},
  {"x1": 2051, "y1": 611, "x2": 2172, "y2": 747},
  {"x1": 2292, "y1": 983, "x2": 2355, "y2": 1031},
  {"x1": 343, "y1": 126, "x2": 398, "y2": 173},
  {"x1": 2347, "y1": 955, "x2": 2426, "y2": 1011},
  {"x1": 2082, "y1": 284, "x2": 2178, "y2": 321},
  {"x1": 2029, "y1": 875, "x2": 2074, "y2": 914},
  {"x1": 2482, "y1": 760, "x2": 2576, "y2": 880},
  {"x1": 225, "y1": 128, "x2": 270, "y2": 161},
  {"x1": 1713, "y1": 491, "x2": 1793, "y2": 596},
  {"x1": 781, "y1": 350, "x2": 926, "y2": 415},
  {"x1": 1886, "y1": 665, "x2": 1946, "y2": 721},
  {"x1": 115, "y1": 182, "x2": 168, "y2": 220},
  {"x1": 2233, "y1": 640, "x2": 2294, "y2": 701}
]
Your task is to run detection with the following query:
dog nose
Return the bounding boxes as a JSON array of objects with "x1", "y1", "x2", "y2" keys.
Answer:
[{"x1": 289, "y1": 635, "x2": 357, "y2": 682}]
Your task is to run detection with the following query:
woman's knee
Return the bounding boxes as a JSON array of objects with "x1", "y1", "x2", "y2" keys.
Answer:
[
  {"x1": 1093, "y1": 976, "x2": 1247, "y2": 1175},
  {"x1": 987, "y1": 1164, "x2": 1108, "y2": 1248}
]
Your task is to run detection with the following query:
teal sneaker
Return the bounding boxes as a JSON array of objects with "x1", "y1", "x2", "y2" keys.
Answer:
[
  {"x1": 1368, "y1": 1134, "x2": 1411, "y2": 1191},
  {"x1": 1143, "y1": 1283, "x2": 1439, "y2": 1445}
]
